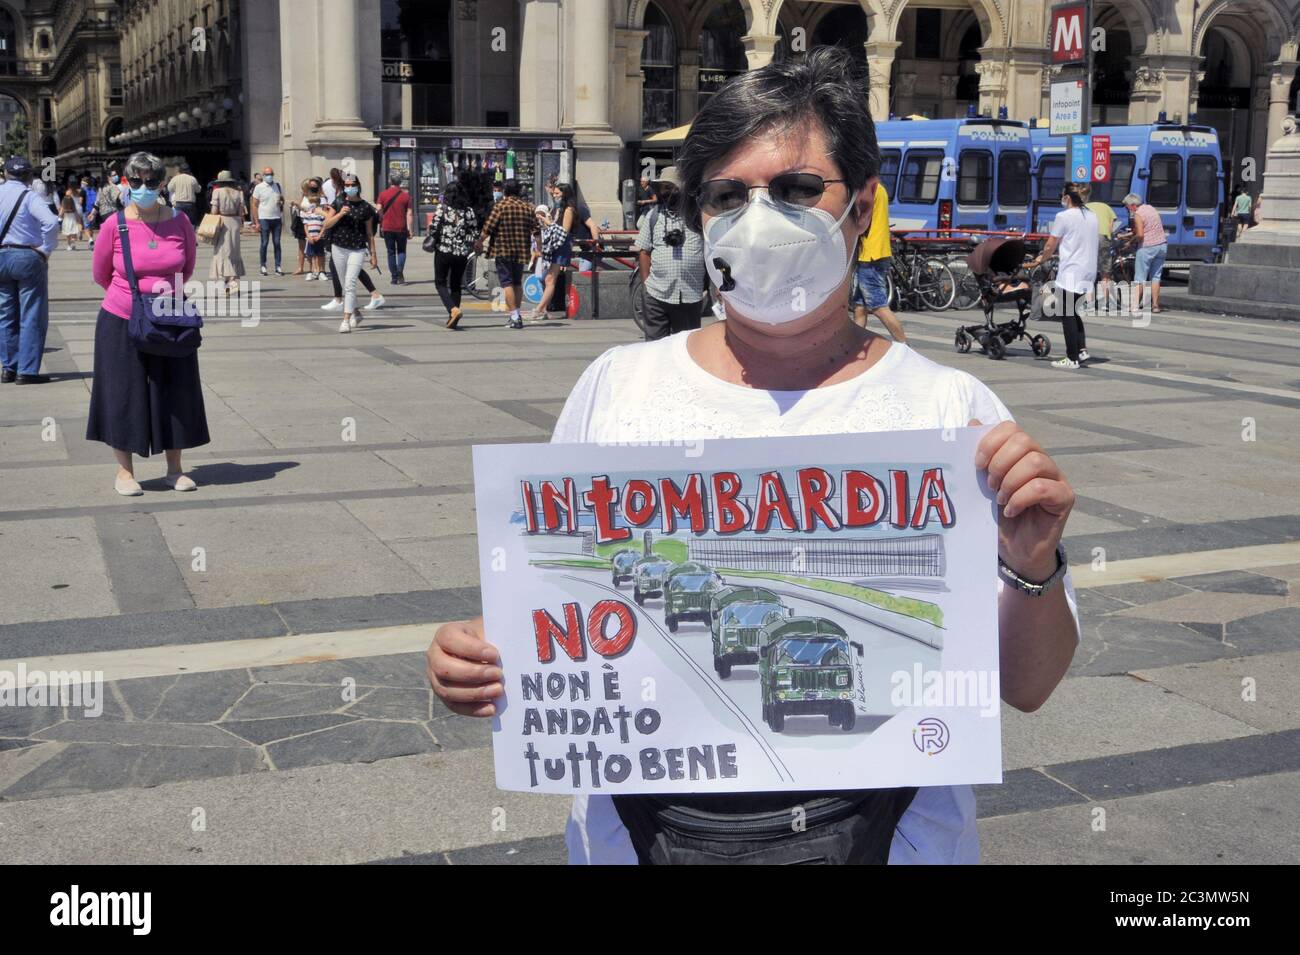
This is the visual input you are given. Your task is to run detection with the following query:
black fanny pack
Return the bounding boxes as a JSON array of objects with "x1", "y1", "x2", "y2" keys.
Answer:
[{"x1": 612, "y1": 788, "x2": 917, "y2": 865}]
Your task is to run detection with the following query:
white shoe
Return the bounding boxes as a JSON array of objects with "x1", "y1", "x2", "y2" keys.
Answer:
[
  {"x1": 364, "y1": 295, "x2": 385, "y2": 311},
  {"x1": 163, "y1": 472, "x2": 197, "y2": 491},
  {"x1": 305, "y1": 273, "x2": 316, "y2": 281},
  {"x1": 321, "y1": 299, "x2": 343, "y2": 311},
  {"x1": 348, "y1": 314, "x2": 359, "y2": 329},
  {"x1": 1051, "y1": 357, "x2": 1080, "y2": 370},
  {"x1": 1078, "y1": 349, "x2": 1091, "y2": 362},
  {"x1": 338, "y1": 318, "x2": 352, "y2": 333},
  {"x1": 114, "y1": 475, "x2": 143, "y2": 497},
  {"x1": 260, "y1": 266, "x2": 268, "y2": 276},
  {"x1": 317, "y1": 272, "x2": 327, "y2": 281}
]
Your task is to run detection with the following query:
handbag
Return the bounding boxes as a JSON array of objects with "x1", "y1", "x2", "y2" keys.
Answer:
[
  {"x1": 116, "y1": 211, "x2": 203, "y2": 358},
  {"x1": 196, "y1": 212, "x2": 222, "y2": 243}
]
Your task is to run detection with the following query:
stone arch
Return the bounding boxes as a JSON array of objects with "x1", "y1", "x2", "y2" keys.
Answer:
[
  {"x1": 889, "y1": 0, "x2": 1003, "y2": 48},
  {"x1": 942, "y1": 8, "x2": 982, "y2": 61},
  {"x1": 1094, "y1": 0, "x2": 1154, "y2": 56},
  {"x1": 1193, "y1": 0, "x2": 1291, "y2": 60}
]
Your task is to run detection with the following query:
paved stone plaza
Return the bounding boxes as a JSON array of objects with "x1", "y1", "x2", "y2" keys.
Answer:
[{"x1": 1, "y1": 249, "x2": 1298, "y2": 864}]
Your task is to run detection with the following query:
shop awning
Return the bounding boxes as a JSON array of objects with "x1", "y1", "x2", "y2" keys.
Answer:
[{"x1": 643, "y1": 123, "x2": 692, "y2": 146}]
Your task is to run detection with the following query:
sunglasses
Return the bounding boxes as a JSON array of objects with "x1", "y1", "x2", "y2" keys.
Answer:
[
  {"x1": 125, "y1": 176, "x2": 163, "y2": 190},
  {"x1": 696, "y1": 173, "x2": 848, "y2": 216}
]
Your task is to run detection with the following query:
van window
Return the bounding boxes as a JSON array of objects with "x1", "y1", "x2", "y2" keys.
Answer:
[
  {"x1": 958, "y1": 150, "x2": 992, "y2": 204},
  {"x1": 1090, "y1": 154, "x2": 1134, "y2": 203},
  {"x1": 879, "y1": 149, "x2": 901, "y2": 199},
  {"x1": 899, "y1": 150, "x2": 943, "y2": 204},
  {"x1": 1186, "y1": 155, "x2": 1218, "y2": 210},
  {"x1": 999, "y1": 151, "x2": 1030, "y2": 206},
  {"x1": 1148, "y1": 154, "x2": 1181, "y2": 208},
  {"x1": 1037, "y1": 156, "x2": 1064, "y2": 204}
]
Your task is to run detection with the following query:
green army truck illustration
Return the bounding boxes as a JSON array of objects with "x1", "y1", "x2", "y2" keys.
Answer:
[
  {"x1": 710, "y1": 586, "x2": 790, "y2": 678},
  {"x1": 662, "y1": 561, "x2": 724, "y2": 632},
  {"x1": 758, "y1": 617, "x2": 864, "y2": 733},
  {"x1": 609, "y1": 548, "x2": 642, "y2": 586},
  {"x1": 632, "y1": 556, "x2": 674, "y2": 605}
]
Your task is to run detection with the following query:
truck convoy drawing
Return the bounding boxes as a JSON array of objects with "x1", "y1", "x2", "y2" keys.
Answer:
[
  {"x1": 604, "y1": 552, "x2": 887, "y2": 734},
  {"x1": 758, "y1": 617, "x2": 864, "y2": 733},
  {"x1": 609, "y1": 548, "x2": 641, "y2": 586},
  {"x1": 710, "y1": 586, "x2": 791, "y2": 678},
  {"x1": 631, "y1": 556, "x2": 674, "y2": 605},
  {"x1": 662, "y1": 561, "x2": 724, "y2": 632}
]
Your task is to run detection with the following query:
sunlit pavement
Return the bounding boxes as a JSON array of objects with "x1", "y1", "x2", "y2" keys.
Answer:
[{"x1": 0, "y1": 247, "x2": 1297, "y2": 863}]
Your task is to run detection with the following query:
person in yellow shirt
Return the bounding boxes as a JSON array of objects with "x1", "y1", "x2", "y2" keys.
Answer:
[
  {"x1": 1080, "y1": 183, "x2": 1116, "y2": 307},
  {"x1": 851, "y1": 180, "x2": 906, "y2": 342}
]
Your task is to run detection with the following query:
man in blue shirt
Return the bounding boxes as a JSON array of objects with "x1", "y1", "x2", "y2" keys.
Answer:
[{"x1": 0, "y1": 156, "x2": 60, "y2": 384}]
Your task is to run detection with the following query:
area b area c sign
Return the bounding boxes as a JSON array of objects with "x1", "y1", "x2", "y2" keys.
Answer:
[{"x1": 1051, "y1": 2, "x2": 1089, "y2": 64}]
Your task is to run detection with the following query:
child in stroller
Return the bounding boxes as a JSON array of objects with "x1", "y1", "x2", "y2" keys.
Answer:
[{"x1": 954, "y1": 237, "x2": 1051, "y2": 360}]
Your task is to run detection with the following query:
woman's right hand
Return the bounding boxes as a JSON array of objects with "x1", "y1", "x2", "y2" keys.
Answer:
[{"x1": 427, "y1": 616, "x2": 503, "y2": 717}]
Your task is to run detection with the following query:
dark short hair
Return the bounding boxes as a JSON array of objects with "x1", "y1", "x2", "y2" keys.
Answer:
[
  {"x1": 388, "y1": 174, "x2": 402, "y2": 187},
  {"x1": 503, "y1": 179, "x2": 523, "y2": 197},
  {"x1": 675, "y1": 46, "x2": 879, "y2": 232}
]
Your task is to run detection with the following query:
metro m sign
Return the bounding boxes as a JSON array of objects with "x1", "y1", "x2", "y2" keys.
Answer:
[{"x1": 1051, "y1": 2, "x2": 1089, "y2": 65}]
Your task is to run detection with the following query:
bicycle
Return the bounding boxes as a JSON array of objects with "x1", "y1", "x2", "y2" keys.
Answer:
[
  {"x1": 461, "y1": 252, "x2": 490, "y2": 300},
  {"x1": 887, "y1": 238, "x2": 956, "y2": 311}
]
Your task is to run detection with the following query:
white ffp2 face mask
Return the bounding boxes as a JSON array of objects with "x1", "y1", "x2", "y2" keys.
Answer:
[{"x1": 704, "y1": 189, "x2": 859, "y2": 325}]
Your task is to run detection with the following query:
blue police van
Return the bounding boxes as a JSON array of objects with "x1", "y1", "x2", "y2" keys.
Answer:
[
  {"x1": 1029, "y1": 123, "x2": 1224, "y2": 262},
  {"x1": 875, "y1": 117, "x2": 1035, "y2": 235}
]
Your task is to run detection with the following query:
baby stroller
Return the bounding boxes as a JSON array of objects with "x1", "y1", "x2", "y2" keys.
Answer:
[{"x1": 953, "y1": 237, "x2": 1050, "y2": 360}]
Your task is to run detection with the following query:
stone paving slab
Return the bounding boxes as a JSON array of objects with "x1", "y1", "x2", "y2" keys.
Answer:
[
  {"x1": 0, "y1": 748, "x2": 571, "y2": 864},
  {"x1": 1132, "y1": 649, "x2": 1300, "y2": 734},
  {"x1": 339, "y1": 492, "x2": 478, "y2": 542},
  {"x1": 0, "y1": 516, "x2": 118, "y2": 625},
  {"x1": 153, "y1": 500, "x2": 431, "y2": 608},
  {"x1": 978, "y1": 769, "x2": 1300, "y2": 864},
  {"x1": 1000, "y1": 675, "x2": 1260, "y2": 771}
]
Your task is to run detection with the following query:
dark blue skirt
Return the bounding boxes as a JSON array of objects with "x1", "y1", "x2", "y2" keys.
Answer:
[{"x1": 85, "y1": 307, "x2": 210, "y2": 457}]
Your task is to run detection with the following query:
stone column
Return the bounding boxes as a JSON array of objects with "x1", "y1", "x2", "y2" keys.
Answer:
[
  {"x1": 615, "y1": 27, "x2": 649, "y2": 144},
  {"x1": 1267, "y1": 61, "x2": 1300, "y2": 143},
  {"x1": 677, "y1": 48, "x2": 700, "y2": 123},
  {"x1": 1004, "y1": 47, "x2": 1048, "y2": 121},
  {"x1": 569, "y1": 0, "x2": 623, "y2": 229},
  {"x1": 864, "y1": 39, "x2": 900, "y2": 121},
  {"x1": 520, "y1": 0, "x2": 562, "y2": 129},
  {"x1": 741, "y1": 33, "x2": 780, "y2": 70},
  {"x1": 301, "y1": 0, "x2": 377, "y2": 188},
  {"x1": 974, "y1": 49, "x2": 1009, "y2": 116}
]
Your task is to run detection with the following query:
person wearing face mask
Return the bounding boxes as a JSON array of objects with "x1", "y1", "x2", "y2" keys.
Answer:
[
  {"x1": 87, "y1": 152, "x2": 208, "y2": 495},
  {"x1": 251, "y1": 166, "x2": 285, "y2": 276},
  {"x1": 427, "y1": 47, "x2": 1080, "y2": 867},
  {"x1": 630, "y1": 167, "x2": 706, "y2": 341},
  {"x1": 208, "y1": 169, "x2": 247, "y2": 294},
  {"x1": 1026, "y1": 183, "x2": 1097, "y2": 370},
  {"x1": 320, "y1": 173, "x2": 380, "y2": 333}
]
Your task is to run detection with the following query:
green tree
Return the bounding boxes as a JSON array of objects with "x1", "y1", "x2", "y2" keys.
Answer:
[{"x1": 4, "y1": 116, "x2": 28, "y2": 160}]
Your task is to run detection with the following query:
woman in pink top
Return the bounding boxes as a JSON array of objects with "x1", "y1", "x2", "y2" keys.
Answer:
[
  {"x1": 1123, "y1": 193, "x2": 1167, "y2": 314},
  {"x1": 86, "y1": 151, "x2": 209, "y2": 497}
]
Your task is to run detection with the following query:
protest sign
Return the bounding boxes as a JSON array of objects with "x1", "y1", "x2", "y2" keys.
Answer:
[{"x1": 473, "y1": 427, "x2": 1002, "y2": 795}]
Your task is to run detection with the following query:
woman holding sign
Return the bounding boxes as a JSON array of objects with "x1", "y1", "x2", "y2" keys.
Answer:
[{"x1": 428, "y1": 47, "x2": 1079, "y2": 865}]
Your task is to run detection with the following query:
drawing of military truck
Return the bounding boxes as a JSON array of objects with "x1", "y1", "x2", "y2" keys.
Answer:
[
  {"x1": 609, "y1": 548, "x2": 642, "y2": 586},
  {"x1": 758, "y1": 617, "x2": 864, "y2": 733},
  {"x1": 632, "y1": 556, "x2": 674, "y2": 605},
  {"x1": 710, "y1": 586, "x2": 790, "y2": 678},
  {"x1": 662, "y1": 561, "x2": 724, "y2": 632}
]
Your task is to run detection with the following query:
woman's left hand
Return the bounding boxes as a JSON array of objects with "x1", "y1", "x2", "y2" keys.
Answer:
[{"x1": 973, "y1": 420, "x2": 1074, "y2": 581}]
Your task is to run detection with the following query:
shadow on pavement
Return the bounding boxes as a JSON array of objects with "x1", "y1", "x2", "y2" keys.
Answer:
[{"x1": 165, "y1": 460, "x2": 301, "y2": 487}]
